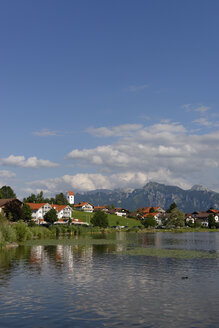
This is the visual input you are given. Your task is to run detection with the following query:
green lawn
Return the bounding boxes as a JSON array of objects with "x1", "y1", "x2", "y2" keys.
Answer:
[{"x1": 72, "y1": 210, "x2": 142, "y2": 227}]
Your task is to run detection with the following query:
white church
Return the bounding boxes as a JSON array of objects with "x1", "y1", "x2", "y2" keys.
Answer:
[{"x1": 66, "y1": 191, "x2": 74, "y2": 205}]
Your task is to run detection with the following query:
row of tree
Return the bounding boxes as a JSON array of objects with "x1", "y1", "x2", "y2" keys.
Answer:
[
  {"x1": 23, "y1": 191, "x2": 69, "y2": 205},
  {"x1": 141, "y1": 203, "x2": 185, "y2": 228},
  {"x1": 141, "y1": 203, "x2": 219, "y2": 229}
]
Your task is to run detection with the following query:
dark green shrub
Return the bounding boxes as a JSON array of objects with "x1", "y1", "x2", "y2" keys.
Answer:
[
  {"x1": 14, "y1": 221, "x2": 32, "y2": 242},
  {"x1": 91, "y1": 211, "x2": 108, "y2": 228},
  {"x1": 142, "y1": 215, "x2": 157, "y2": 228}
]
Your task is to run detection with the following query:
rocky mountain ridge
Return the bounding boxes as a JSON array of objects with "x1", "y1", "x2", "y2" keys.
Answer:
[{"x1": 75, "y1": 182, "x2": 219, "y2": 213}]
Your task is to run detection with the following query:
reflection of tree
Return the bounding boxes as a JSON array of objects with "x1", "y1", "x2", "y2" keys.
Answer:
[
  {"x1": 0, "y1": 246, "x2": 32, "y2": 285},
  {"x1": 93, "y1": 244, "x2": 109, "y2": 254},
  {"x1": 0, "y1": 248, "x2": 17, "y2": 286}
]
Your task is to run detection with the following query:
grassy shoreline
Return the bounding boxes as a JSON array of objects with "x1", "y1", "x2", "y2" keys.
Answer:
[{"x1": 1, "y1": 219, "x2": 218, "y2": 249}]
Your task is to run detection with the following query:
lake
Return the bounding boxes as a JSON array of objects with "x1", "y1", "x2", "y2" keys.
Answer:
[{"x1": 0, "y1": 232, "x2": 219, "y2": 327}]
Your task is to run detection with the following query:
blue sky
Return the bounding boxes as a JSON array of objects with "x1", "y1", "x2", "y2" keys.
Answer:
[{"x1": 1, "y1": 0, "x2": 219, "y2": 198}]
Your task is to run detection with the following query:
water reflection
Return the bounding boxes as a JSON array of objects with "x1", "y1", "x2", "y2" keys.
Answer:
[{"x1": 0, "y1": 232, "x2": 218, "y2": 328}]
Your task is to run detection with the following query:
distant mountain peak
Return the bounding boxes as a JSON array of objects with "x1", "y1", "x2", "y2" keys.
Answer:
[
  {"x1": 75, "y1": 181, "x2": 219, "y2": 212},
  {"x1": 143, "y1": 181, "x2": 164, "y2": 188},
  {"x1": 190, "y1": 184, "x2": 208, "y2": 192}
]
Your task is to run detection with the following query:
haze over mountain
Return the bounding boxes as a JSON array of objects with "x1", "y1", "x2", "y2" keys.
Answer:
[{"x1": 75, "y1": 182, "x2": 219, "y2": 213}]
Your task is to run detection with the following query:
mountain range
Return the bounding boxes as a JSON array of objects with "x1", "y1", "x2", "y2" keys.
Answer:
[{"x1": 75, "y1": 182, "x2": 219, "y2": 213}]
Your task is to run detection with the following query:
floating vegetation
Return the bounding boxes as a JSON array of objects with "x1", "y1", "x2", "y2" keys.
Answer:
[
  {"x1": 116, "y1": 247, "x2": 218, "y2": 259},
  {"x1": 21, "y1": 236, "x2": 218, "y2": 259},
  {"x1": 23, "y1": 237, "x2": 127, "y2": 247}
]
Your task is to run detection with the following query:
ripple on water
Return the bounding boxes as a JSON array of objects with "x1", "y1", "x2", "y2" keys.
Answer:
[{"x1": 0, "y1": 232, "x2": 219, "y2": 327}]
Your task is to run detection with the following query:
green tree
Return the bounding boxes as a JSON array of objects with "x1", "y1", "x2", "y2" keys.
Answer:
[
  {"x1": 37, "y1": 191, "x2": 44, "y2": 203},
  {"x1": 194, "y1": 220, "x2": 202, "y2": 228},
  {"x1": 4, "y1": 201, "x2": 23, "y2": 222},
  {"x1": 142, "y1": 214, "x2": 157, "y2": 228},
  {"x1": 23, "y1": 191, "x2": 50, "y2": 203},
  {"x1": 187, "y1": 219, "x2": 194, "y2": 228},
  {"x1": 208, "y1": 214, "x2": 216, "y2": 229},
  {"x1": 22, "y1": 204, "x2": 32, "y2": 222},
  {"x1": 149, "y1": 207, "x2": 155, "y2": 213},
  {"x1": 14, "y1": 221, "x2": 31, "y2": 242},
  {"x1": 0, "y1": 186, "x2": 16, "y2": 199},
  {"x1": 91, "y1": 210, "x2": 108, "y2": 228},
  {"x1": 166, "y1": 208, "x2": 185, "y2": 227},
  {"x1": 44, "y1": 209, "x2": 58, "y2": 224},
  {"x1": 55, "y1": 193, "x2": 68, "y2": 205},
  {"x1": 166, "y1": 202, "x2": 177, "y2": 213},
  {"x1": 23, "y1": 193, "x2": 37, "y2": 203}
]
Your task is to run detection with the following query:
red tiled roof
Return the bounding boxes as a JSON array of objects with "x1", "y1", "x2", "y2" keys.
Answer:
[
  {"x1": 26, "y1": 203, "x2": 47, "y2": 210},
  {"x1": 51, "y1": 204, "x2": 68, "y2": 212},
  {"x1": 74, "y1": 202, "x2": 93, "y2": 207},
  {"x1": 208, "y1": 209, "x2": 219, "y2": 213},
  {"x1": 94, "y1": 206, "x2": 107, "y2": 209},
  {"x1": 67, "y1": 191, "x2": 74, "y2": 196},
  {"x1": 72, "y1": 218, "x2": 82, "y2": 222},
  {"x1": 140, "y1": 207, "x2": 160, "y2": 213},
  {"x1": 26, "y1": 203, "x2": 71, "y2": 212},
  {"x1": 143, "y1": 212, "x2": 158, "y2": 218}
]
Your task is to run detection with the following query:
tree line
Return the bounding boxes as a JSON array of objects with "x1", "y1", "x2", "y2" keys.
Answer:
[{"x1": 0, "y1": 186, "x2": 70, "y2": 224}]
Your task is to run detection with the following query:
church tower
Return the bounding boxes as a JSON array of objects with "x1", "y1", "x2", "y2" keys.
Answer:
[{"x1": 66, "y1": 191, "x2": 74, "y2": 205}]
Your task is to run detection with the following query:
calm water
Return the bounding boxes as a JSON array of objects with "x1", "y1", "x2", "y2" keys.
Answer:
[{"x1": 0, "y1": 232, "x2": 219, "y2": 328}]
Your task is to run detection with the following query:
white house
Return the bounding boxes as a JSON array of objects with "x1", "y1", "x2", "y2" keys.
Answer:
[
  {"x1": 114, "y1": 208, "x2": 129, "y2": 217},
  {"x1": 51, "y1": 204, "x2": 73, "y2": 220},
  {"x1": 66, "y1": 191, "x2": 74, "y2": 205},
  {"x1": 26, "y1": 203, "x2": 73, "y2": 224},
  {"x1": 71, "y1": 218, "x2": 89, "y2": 226},
  {"x1": 26, "y1": 203, "x2": 52, "y2": 224},
  {"x1": 74, "y1": 202, "x2": 94, "y2": 213}
]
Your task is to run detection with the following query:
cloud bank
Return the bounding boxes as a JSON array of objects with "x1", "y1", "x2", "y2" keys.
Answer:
[
  {"x1": 1, "y1": 155, "x2": 59, "y2": 168},
  {"x1": 26, "y1": 121, "x2": 219, "y2": 194},
  {"x1": 67, "y1": 122, "x2": 219, "y2": 175}
]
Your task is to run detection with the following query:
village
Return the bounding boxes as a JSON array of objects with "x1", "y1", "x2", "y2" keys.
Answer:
[{"x1": 0, "y1": 189, "x2": 218, "y2": 229}]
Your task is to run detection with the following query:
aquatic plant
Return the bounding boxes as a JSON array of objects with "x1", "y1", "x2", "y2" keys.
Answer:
[{"x1": 116, "y1": 247, "x2": 218, "y2": 259}]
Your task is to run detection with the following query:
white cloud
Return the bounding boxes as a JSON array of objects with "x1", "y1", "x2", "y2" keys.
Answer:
[
  {"x1": 87, "y1": 124, "x2": 143, "y2": 137},
  {"x1": 27, "y1": 169, "x2": 191, "y2": 194},
  {"x1": 126, "y1": 84, "x2": 148, "y2": 92},
  {"x1": 17, "y1": 121, "x2": 219, "y2": 194},
  {"x1": 66, "y1": 122, "x2": 219, "y2": 185},
  {"x1": 0, "y1": 170, "x2": 16, "y2": 178},
  {"x1": 33, "y1": 128, "x2": 59, "y2": 136},
  {"x1": 182, "y1": 104, "x2": 191, "y2": 111},
  {"x1": 194, "y1": 105, "x2": 211, "y2": 113},
  {"x1": 1, "y1": 155, "x2": 59, "y2": 168},
  {"x1": 193, "y1": 118, "x2": 212, "y2": 126},
  {"x1": 182, "y1": 103, "x2": 211, "y2": 114}
]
